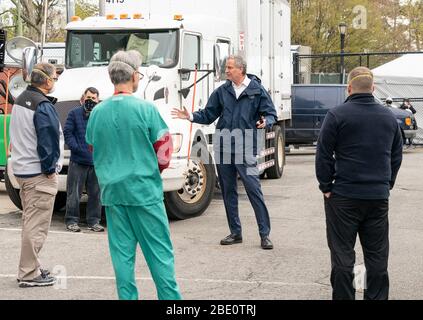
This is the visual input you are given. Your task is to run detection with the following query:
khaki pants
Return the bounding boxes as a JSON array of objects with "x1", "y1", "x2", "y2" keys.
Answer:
[{"x1": 16, "y1": 174, "x2": 58, "y2": 280}]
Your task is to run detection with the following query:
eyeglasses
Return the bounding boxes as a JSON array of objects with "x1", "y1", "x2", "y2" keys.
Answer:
[
  {"x1": 49, "y1": 77, "x2": 59, "y2": 82},
  {"x1": 135, "y1": 71, "x2": 144, "y2": 80}
]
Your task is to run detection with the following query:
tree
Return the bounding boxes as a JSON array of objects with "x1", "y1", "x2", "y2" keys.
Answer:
[
  {"x1": 291, "y1": 0, "x2": 423, "y2": 74},
  {"x1": 75, "y1": 0, "x2": 99, "y2": 20},
  {"x1": 9, "y1": 0, "x2": 61, "y2": 42},
  {"x1": 400, "y1": 0, "x2": 423, "y2": 51}
]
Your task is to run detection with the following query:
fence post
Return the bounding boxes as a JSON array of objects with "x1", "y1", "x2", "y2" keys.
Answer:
[{"x1": 293, "y1": 53, "x2": 300, "y2": 84}]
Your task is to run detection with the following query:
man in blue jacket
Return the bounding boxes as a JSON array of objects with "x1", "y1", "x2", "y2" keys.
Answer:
[
  {"x1": 172, "y1": 55, "x2": 277, "y2": 250},
  {"x1": 64, "y1": 87, "x2": 104, "y2": 232},
  {"x1": 9, "y1": 63, "x2": 64, "y2": 287},
  {"x1": 316, "y1": 67, "x2": 403, "y2": 300}
]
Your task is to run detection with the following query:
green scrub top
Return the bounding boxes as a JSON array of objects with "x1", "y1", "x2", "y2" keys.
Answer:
[{"x1": 86, "y1": 94, "x2": 169, "y2": 206}]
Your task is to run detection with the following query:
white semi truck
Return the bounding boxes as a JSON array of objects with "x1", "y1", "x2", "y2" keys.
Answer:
[{"x1": 5, "y1": 0, "x2": 292, "y2": 220}]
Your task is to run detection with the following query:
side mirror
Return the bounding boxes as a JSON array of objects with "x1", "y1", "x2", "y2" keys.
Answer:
[
  {"x1": 178, "y1": 68, "x2": 191, "y2": 81},
  {"x1": 22, "y1": 47, "x2": 38, "y2": 82}
]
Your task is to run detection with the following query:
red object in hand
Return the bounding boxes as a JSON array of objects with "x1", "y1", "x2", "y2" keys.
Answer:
[{"x1": 154, "y1": 132, "x2": 173, "y2": 173}]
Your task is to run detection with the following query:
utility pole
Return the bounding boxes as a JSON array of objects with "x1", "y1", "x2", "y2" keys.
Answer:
[
  {"x1": 41, "y1": 0, "x2": 48, "y2": 53},
  {"x1": 99, "y1": 0, "x2": 106, "y2": 16},
  {"x1": 66, "y1": 0, "x2": 76, "y2": 23},
  {"x1": 16, "y1": 0, "x2": 23, "y2": 36},
  {"x1": 339, "y1": 22, "x2": 347, "y2": 84}
]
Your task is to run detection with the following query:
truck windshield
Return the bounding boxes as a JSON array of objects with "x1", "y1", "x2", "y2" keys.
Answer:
[{"x1": 66, "y1": 30, "x2": 178, "y2": 69}]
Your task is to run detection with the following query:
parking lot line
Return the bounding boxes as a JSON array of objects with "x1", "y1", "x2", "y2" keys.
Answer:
[
  {"x1": 0, "y1": 227, "x2": 99, "y2": 236},
  {"x1": 0, "y1": 273, "x2": 324, "y2": 287}
]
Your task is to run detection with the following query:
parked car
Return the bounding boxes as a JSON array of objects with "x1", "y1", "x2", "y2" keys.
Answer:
[
  {"x1": 286, "y1": 84, "x2": 418, "y2": 145},
  {"x1": 376, "y1": 97, "x2": 418, "y2": 142}
]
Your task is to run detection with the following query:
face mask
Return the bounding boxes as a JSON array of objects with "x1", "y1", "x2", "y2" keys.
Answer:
[
  {"x1": 48, "y1": 84, "x2": 56, "y2": 94},
  {"x1": 84, "y1": 99, "x2": 97, "y2": 112}
]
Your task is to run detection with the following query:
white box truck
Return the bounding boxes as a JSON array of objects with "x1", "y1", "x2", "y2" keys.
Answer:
[{"x1": 5, "y1": 0, "x2": 292, "y2": 219}]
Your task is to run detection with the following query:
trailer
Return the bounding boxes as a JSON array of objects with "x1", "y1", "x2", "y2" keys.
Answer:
[{"x1": 5, "y1": 0, "x2": 292, "y2": 219}]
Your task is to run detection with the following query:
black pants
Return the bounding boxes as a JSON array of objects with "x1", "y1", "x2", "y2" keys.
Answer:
[{"x1": 324, "y1": 194, "x2": 389, "y2": 300}]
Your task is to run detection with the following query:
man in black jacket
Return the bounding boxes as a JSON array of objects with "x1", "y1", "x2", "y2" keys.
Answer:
[
  {"x1": 315, "y1": 66, "x2": 403, "y2": 300},
  {"x1": 400, "y1": 98, "x2": 417, "y2": 114}
]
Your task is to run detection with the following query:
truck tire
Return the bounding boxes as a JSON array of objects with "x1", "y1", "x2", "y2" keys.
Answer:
[
  {"x1": 4, "y1": 167, "x2": 22, "y2": 210},
  {"x1": 5, "y1": 166, "x2": 67, "y2": 212},
  {"x1": 164, "y1": 146, "x2": 216, "y2": 220},
  {"x1": 266, "y1": 124, "x2": 285, "y2": 179}
]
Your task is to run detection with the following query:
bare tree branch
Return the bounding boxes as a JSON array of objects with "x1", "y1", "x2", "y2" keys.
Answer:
[{"x1": 0, "y1": 10, "x2": 11, "y2": 17}]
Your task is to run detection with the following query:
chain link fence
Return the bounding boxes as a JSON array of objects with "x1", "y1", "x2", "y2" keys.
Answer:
[
  {"x1": 40, "y1": 46, "x2": 66, "y2": 68},
  {"x1": 4, "y1": 44, "x2": 65, "y2": 68}
]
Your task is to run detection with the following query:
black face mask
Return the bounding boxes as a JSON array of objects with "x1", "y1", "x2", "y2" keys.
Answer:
[{"x1": 83, "y1": 99, "x2": 97, "y2": 113}]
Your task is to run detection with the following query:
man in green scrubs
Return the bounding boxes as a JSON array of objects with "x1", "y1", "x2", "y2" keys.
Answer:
[{"x1": 86, "y1": 50, "x2": 181, "y2": 300}]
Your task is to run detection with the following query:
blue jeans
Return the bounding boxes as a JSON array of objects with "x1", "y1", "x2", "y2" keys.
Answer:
[
  {"x1": 215, "y1": 153, "x2": 271, "y2": 238},
  {"x1": 65, "y1": 161, "x2": 102, "y2": 226}
]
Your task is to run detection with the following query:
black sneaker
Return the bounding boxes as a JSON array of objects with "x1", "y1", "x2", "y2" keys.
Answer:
[
  {"x1": 17, "y1": 268, "x2": 50, "y2": 283},
  {"x1": 88, "y1": 223, "x2": 105, "y2": 232},
  {"x1": 66, "y1": 224, "x2": 81, "y2": 232},
  {"x1": 40, "y1": 268, "x2": 50, "y2": 277},
  {"x1": 18, "y1": 274, "x2": 56, "y2": 288},
  {"x1": 261, "y1": 236, "x2": 274, "y2": 250}
]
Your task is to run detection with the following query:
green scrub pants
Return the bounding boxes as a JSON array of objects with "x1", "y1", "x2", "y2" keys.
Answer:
[{"x1": 105, "y1": 202, "x2": 182, "y2": 300}]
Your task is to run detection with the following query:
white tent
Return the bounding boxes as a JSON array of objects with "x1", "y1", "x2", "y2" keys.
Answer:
[
  {"x1": 372, "y1": 53, "x2": 423, "y2": 144},
  {"x1": 372, "y1": 53, "x2": 423, "y2": 78}
]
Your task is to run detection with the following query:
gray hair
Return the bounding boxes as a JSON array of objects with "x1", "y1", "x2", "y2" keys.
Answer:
[
  {"x1": 228, "y1": 55, "x2": 247, "y2": 75},
  {"x1": 108, "y1": 50, "x2": 143, "y2": 85},
  {"x1": 31, "y1": 63, "x2": 56, "y2": 87}
]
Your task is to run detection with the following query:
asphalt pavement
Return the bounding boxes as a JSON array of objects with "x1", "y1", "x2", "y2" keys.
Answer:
[{"x1": 0, "y1": 147, "x2": 422, "y2": 300}]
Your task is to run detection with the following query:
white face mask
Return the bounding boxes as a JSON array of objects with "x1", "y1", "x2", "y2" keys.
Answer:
[{"x1": 48, "y1": 84, "x2": 56, "y2": 94}]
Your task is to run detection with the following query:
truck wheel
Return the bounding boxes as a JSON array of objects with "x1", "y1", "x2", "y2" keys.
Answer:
[
  {"x1": 5, "y1": 166, "x2": 67, "y2": 212},
  {"x1": 5, "y1": 167, "x2": 22, "y2": 210},
  {"x1": 164, "y1": 158, "x2": 216, "y2": 220},
  {"x1": 54, "y1": 192, "x2": 67, "y2": 212},
  {"x1": 266, "y1": 124, "x2": 285, "y2": 179}
]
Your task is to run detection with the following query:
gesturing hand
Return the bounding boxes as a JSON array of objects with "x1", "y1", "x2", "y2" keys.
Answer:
[
  {"x1": 171, "y1": 107, "x2": 190, "y2": 120},
  {"x1": 256, "y1": 116, "x2": 266, "y2": 129}
]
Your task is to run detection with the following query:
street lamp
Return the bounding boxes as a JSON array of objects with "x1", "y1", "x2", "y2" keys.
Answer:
[{"x1": 339, "y1": 22, "x2": 347, "y2": 84}]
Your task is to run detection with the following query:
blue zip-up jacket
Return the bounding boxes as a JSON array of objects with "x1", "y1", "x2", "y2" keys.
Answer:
[
  {"x1": 316, "y1": 93, "x2": 403, "y2": 200},
  {"x1": 64, "y1": 106, "x2": 93, "y2": 166},
  {"x1": 192, "y1": 74, "x2": 277, "y2": 155},
  {"x1": 35, "y1": 102, "x2": 62, "y2": 174},
  {"x1": 10, "y1": 86, "x2": 64, "y2": 177}
]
